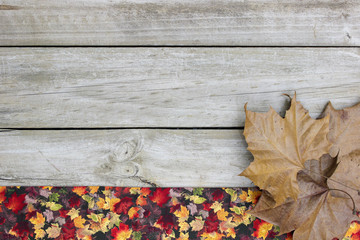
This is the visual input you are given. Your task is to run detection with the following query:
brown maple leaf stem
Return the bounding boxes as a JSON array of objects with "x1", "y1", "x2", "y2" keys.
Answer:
[
  {"x1": 303, "y1": 168, "x2": 359, "y2": 214},
  {"x1": 305, "y1": 168, "x2": 359, "y2": 193},
  {"x1": 328, "y1": 188, "x2": 357, "y2": 215}
]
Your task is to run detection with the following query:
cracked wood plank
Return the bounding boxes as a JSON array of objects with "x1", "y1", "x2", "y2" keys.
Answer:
[
  {"x1": 0, "y1": 0, "x2": 359, "y2": 46},
  {"x1": 0, "y1": 129, "x2": 253, "y2": 187},
  {"x1": 1, "y1": 47, "x2": 359, "y2": 128}
]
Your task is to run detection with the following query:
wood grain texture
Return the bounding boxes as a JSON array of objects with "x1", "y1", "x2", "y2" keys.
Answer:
[
  {"x1": 0, "y1": 0, "x2": 359, "y2": 46},
  {"x1": 0, "y1": 129, "x2": 253, "y2": 187},
  {"x1": 1, "y1": 47, "x2": 359, "y2": 128}
]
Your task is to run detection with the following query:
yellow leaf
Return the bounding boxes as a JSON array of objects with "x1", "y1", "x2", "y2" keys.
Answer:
[
  {"x1": 219, "y1": 217, "x2": 238, "y2": 231},
  {"x1": 97, "y1": 197, "x2": 113, "y2": 210},
  {"x1": 128, "y1": 207, "x2": 140, "y2": 219},
  {"x1": 72, "y1": 186, "x2": 87, "y2": 196},
  {"x1": 67, "y1": 208, "x2": 80, "y2": 220},
  {"x1": 34, "y1": 229, "x2": 46, "y2": 239},
  {"x1": 174, "y1": 206, "x2": 189, "y2": 222},
  {"x1": 201, "y1": 232, "x2": 225, "y2": 240},
  {"x1": 30, "y1": 212, "x2": 46, "y2": 229},
  {"x1": 179, "y1": 222, "x2": 190, "y2": 232},
  {"x1": 190, "y1": 217, "x2": 204, "y2": 231},
  {"x1": 76, "y1": 224, "x2": 94, "y2": 239},
  {"x1": 74, "y1": 216, "x2": 87, "y2": 229},
  {"x1": 345, "y1": 222, "x2": 360, "y2": 238},
  {"x1": 252, "y1": 221, "x2": 273, "y2": 240},
  {"x1": 210, "y1": 201, "x2": 222, "y2": 213},
  {"x1": 177, "y1": 232, "x2": 189, "y2": 240},
  {"x1": 238, "y1": 191, "x2": 248, "y2": 202},
  {"x1": 110, "y1": 198, "x2": 121, "y2": 212},
  {"x1": 87, "y1": 213, "x2": 104, "y2": 223},
  {"x1": 88, "y1": 186, "x2": 99, "y2": 194},
  {"x1": 216, "y1": 208, "x2": 228, "y2": 221},
  {"x1": 226, "y1": 228, "x2": 236, "y2": 239},
  {"x1": 46, "y1": 224, "x2": 61, "y2": 239},
  {"x1": 240, "y1": 95, "x2": 331, "y2": 205},
  {"x1": 246, "y1": 189, "x2": 262, "y2": 204},
  {"x1": 130, "y1": 187, "x2": 141, "y2": 194}
]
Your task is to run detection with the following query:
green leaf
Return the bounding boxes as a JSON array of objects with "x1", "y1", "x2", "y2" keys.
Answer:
[
  {"x1": 48, "y1": 193, "x2": 60, "y2": 202},
  {"x1": 230, "y1": 206, "x2": 246, "y2": 215},
  {"x1": 225, "y1": 188, "x2": 238, "y2": 202},
  {"x1": 87, "y1": 213, "x2": 104, "y2": 223},
  {"x1": 193, "y1": 188, "x2": 204, "y2": 196},
  {"x1": 82, "y1": 195, "x2": 95, "y2": 209},
  {"x1": 132, "y1": 231, "x2": 142, "y2": 240},
  {"x1": 190, "y1": 195, "x2": 207, "y2": 204},
  {"x1": 46, "y1": 202, "x2": 63, "y2": 211},
  {"x1": 59, "y1": 188, "x2": 67, "y2": 195}
]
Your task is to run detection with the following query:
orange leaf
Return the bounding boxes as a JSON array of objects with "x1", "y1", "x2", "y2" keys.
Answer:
[
  {"x1": 74, "y1": 216, "x2": 86, "y2": 229},
  {"x1": 128, "y1": 207, "x2": 140, "y2": 220},
  {"x1": 4, "y1": 192, "x2": 26, "y2": 214},
  {"x1": 72, "y1": 187, "x2": 87, "y2": 196},
  {"x1": 174, "y1": 206, "x2": 189, "y2": 222},
  {"x1": 30, "y1": 212, "x2": 45, "y2": 228},
  {"x1": 216, "y1": 208, "x2": 228, "y2": 221},
  {"x1": 88, "y1": 186, "x2": 99, "y2": 194}
]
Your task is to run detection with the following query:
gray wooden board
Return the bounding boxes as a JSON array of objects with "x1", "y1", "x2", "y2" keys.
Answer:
[
  {"x1": 1, "y1": 47, "x2": 359, "y2": 128},
  {"x1": 0, "y1": 129, "x2": 253, "y2": 187},
  {"x1": 0, "y1": 0, "x2": 359, "y2": 46}
]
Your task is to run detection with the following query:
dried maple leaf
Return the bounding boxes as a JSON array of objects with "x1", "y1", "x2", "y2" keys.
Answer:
[
  {"x1": 322, "y1": 102, "x2": 360, "y2": 212},
  {"x1": 240, "y1": 95, "x2": 331, "y2": 205},
  {"x1": 322, "y1": 102, "x2": 360, "y2": 159},
  {"x1": 250, "y1": 171, "x2": 358, "y2": 240}
]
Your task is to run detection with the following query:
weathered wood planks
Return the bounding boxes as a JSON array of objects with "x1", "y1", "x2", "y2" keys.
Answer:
[
  {"x1": 0, "y1": 129, "x2": 253, "y2": 187},
  {"x1": 0, "y1": 0, "x2": 359, "y2": 46},
  {"x1": 1, "y1": 47, "x2": 359, "y2": 128}
]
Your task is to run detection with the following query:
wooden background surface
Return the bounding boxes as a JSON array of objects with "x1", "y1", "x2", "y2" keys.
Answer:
[{"x1": 0, "y1": 0, "x2": 359, "y2": 187}]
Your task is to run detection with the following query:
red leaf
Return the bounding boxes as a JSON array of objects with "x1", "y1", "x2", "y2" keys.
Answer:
[
  {"x1": 204, "y1": 212, "x2": 219, "y2": 233},
  {"x1": 202, "y1": 202, "x2": 212, "y2": 211},
  {"x1": 132, "y1": 220, "x2": 145, "y2": 232},
  {"x1": 69, "y1": 195, "x2": 81, "y2": 208},
  {"x1": 0, "y1": 217, "x2": 5, "y2": 225},
  {"x1": 170, "y1": 204, "x2": 181, "y2": 213},
  {"x1": 59, "y1": 209, "x2": 69, "y2": 218},
  {"x1": 114, "y1": 187, "x2": 130, "y2": 198},
  {"x1": 149, "y1": 188, "x2": 171, "y2": 207},
  {"x1": 25, "y1": 211, "x2": 37, "y2": 220},
  {"x1": 155, "y1": 214, "x2": 176, "y2": 234},
  {"x1": 212, "y1": 189, "x2": 224, "y2": 201},
  {"x1": 11, "y1": 221, "x2": 30, "y2": 239},
  {"x1": 0, "y1": 189, "x2": 5, "y2": 204},
  {"x1": 62, "y1": 219, "x2": 76, "y2": 239},
  {"x1": 113, "y1": 197, "x2": 133, "y2": 214},
  {"x1": 4, "y1": 192, "x2": 26, "y2": 214},
  {"x1": 111, "y1": 223, "x2": 132, "y2": 239}
]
